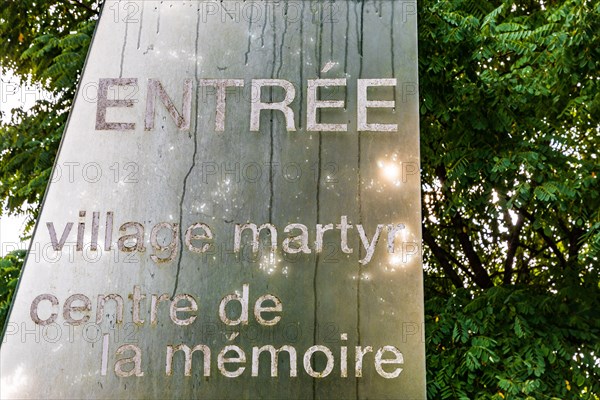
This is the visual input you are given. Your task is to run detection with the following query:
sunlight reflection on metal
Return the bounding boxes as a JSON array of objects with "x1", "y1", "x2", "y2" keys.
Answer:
[
  {"x1": 388, "y1": 254, "x2": 404, "y2": 268},
  {"x1": 377, "y1": 154, "x2": 403, "y2": 187},
  {"x1": 0, "y1": 364, "x2": 28, "y2": 398},
  {"x1": 259, "y1": 251, "x2": 286, "y2": 276}
]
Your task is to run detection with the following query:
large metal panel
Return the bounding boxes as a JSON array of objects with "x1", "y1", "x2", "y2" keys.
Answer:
[{"x1": 1, "y1": 1, "x2": 424, "y2": 398}]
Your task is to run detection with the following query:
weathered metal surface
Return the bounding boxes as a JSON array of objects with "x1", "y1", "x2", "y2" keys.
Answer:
[{"x1": 1, "y1": 1, "x2": 424, "y2": 398}]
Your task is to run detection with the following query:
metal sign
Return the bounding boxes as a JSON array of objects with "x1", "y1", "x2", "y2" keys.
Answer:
[{"x1": 1, "y1": 1, "x2": 425, "y2": 398}]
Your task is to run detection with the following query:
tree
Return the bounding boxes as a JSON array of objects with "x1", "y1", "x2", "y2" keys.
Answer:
[
  {"x1": 0, "y1": 0, "x2": 100, "y2": 232},
  {"x1": 419, "y1": 0, "x2": 599, "y2": 397},
  {"x1": 1, "y1": 0, "x2": 598, "y2": 398},
  {"x1": 420, "y1": 0, "x2": 599, "y2": 292},
  {"x1": 0, "y1": 249, "x2": 25, "y2": 329}
]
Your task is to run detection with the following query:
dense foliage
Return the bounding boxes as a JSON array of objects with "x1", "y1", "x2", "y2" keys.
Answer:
[
  {"x1": 1, "y1": 0, "x2": 598, "y2": 398},
  {"x1": 426, "y1": 287, "x2": 599, "y2": 398},
  {"x1": 0, "y1": 0, "x2": 98, "y2": 231},
  {"x1": 0, "y1": 249, "x2": 25, "y2": 331},
  {"x1": 419, "y1": 0, "x2": 600, "y2": 397}
]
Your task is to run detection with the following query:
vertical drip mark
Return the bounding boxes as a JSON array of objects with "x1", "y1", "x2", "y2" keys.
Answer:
[
  {"x1": 313, "y1": 4, "x2": 325, "y2": 399},
  {"x1": 344, "y1": 2, "x2": 350, "y2": 107},
  {"x1": 260, "y1": 5, "x2": 269, "y2": 47},
  {"x1": 244, "y1": 4, "x2": 254, "y2": 65},
  {"x1": 354, "y1": 1, "x2": 360, "y2": 69},
  {"x1": 329, "y1": 0, "x2": 334, "y2": 60},
  {"x1": 312, "y1": 127, "x2": 323, "y2": 396},
  {"x1": 356, "y1": 3, "x2": 365, "y2": 399},
  {"x1": 356, "y1": 1, "x2": 365, "y2": 78},
  {"x1": 391, "y1": 3, "x2": 397, "y2": 104},
  {"x1": 172, "y1": 9, "x2": 201, "y2": 298},
  {"x1": 268, "y1": 6, "x2": 277, "y2": 224},
  {"x1": 298, "y1": 1, "x2": 305, "y2": 130},
  {"x1": 276, "y1": 1, "x2": 289, "y2": 79},
  {"x1": 314, "y1": 2, "x2": 323, "y2": 75},
  {"x1": 119, "y1": 20, "x2": 129, "y2": 78},
  {"x1": 156, "y1": 2, "x2": 161, "y2": 34},
  {"x1": 136, "y1": 1, "x2": 145, "y2": 50}
]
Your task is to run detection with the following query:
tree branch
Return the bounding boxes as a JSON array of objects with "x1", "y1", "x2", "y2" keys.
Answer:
[
  {"x1": 422, "y1": 225, "x2": 465, "y2": 289},
  {"x1": 434, "y1": 163, "x2": 492, "y2": 288},
  {"x1": 517, "y1": 207, "x2": 567, "y2": 268},
  {"x1": 451, "y1": 213, "x2": 493, "y2": 288},
  {"x1": 503, "y1": 212, "x2": 525, "y2": 284},
  {"x1": 567, "y1": 227, "x2": 585, "y2": 265}
]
